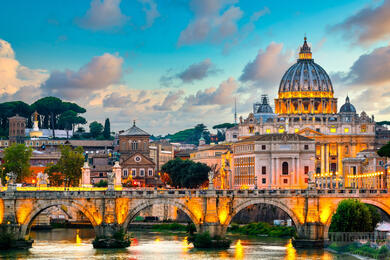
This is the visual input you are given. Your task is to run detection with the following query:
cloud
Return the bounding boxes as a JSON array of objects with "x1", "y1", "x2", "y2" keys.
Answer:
[
  {"x1": 41, "y1": 53, "x2": 123, "y2": 100},
  {"x1": 177, "y1": 0, "x2": 243, "y2": 46},
  {"x1": 329, "y1": 0, "x2": 390, "y2": 46},
  {"x1": 138, "y1": 0, "x2": 160, "y2": 29},
  {"x1": 185, "y1": 77, "x2": 238, "y2": 107},
  {"x1": 160, "y1": 58, "x2": 220, "y2": 86},
  {"x1": 239, "y1": 42, "x2": 293, "y2": 86},
  {"x1": 153, "y1": 90, "x2": 184, "y2": 111},
  {"x1": 336, "y1": 45, "x2": 390, "y2": 86},
  {"x1": 0, "y1": 39, "x2": 48, "y2": 101},
  {"x1": 76, "y1": 0, "x2": 129, "y2": 31}
]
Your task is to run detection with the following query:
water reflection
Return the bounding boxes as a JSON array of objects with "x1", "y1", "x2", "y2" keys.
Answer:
[
  {"x1": 0, "y1": 229, "x2": 340, "y2": 259},
  {"x1": 234, "y1": 239, "x2": 244, "y2": 259}
]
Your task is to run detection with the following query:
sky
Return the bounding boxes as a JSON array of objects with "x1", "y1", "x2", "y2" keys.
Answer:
[{"x1": 1, "y1": 0, "x2": 390, "y2": 135}]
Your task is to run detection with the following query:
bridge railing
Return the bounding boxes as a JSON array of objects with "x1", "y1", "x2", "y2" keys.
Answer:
[{"x1": 1, "y1": 187, "x2": 388, "y2": 197}]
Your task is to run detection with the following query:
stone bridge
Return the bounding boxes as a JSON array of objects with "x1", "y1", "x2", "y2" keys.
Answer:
[{"x1": 1, "y1": 187, "x2": 390, "y2": 248}]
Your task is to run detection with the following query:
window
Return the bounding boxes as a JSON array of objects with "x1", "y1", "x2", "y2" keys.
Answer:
[
  {"x1": 278, "y1": 128, "x2": 285, "y2": 133},
  {"x1": 304, "y1": 144, "x2": 309, "y2": 150},
  {"x1": 304, "y1": 166, "x2": 309, "y2": 175},
  {"x1": 99, "y1": 172, "x2": 104, "y2": 177},
  {"x1": 233, "y1": 134, "x2": 237, "y2": 138},
  {"x1": 282, "y1": 162, "x2": 289, "y2": 175},
  {"x1": 316, "y1": 128, "x2": 320, "y2": 133},
  {"x1": 305, "y1": 178, "x2": 308, "y2": 183},
  {"x1": 132, "y1": 169, "x2": 136, "y2": 177},
  {"x1": 283, "y1": 179, "x2": 288, "y2": 184},
  {"x1": 148, "y1": 169, "x2": 153, "y2": 176},
  {"x1": 262, "y1": 166, "x2": 266, "y2": 175},
  {"x1": 262, "y1": 178, "x2": 266, "y2": 184},
  {"x1": 123, "y1": 169, "x2": 128, "y2": 177},
  {"x1": 131, "y1": 141, "x2": 138, "y2": 150},
  {"x1": 266, "y1": 129, "x2": 271, "y2": 133},
  {"x1": 344, "y1": 128, "x2": 349, "y2": 133},
  {"x1": 262, "y1": 145, "x2": 266, "y2": 150},
  {"x1": 361, "y1": 125, "x2": 367, "y2": 133},
  {"x1": 140, "y1": 169, "x2": 145, "y2": 176},
  {"x1": 295, "y1": 128, "x2": 299, "y2": 133},
  {"x1": 330, "y1": 128, "x2": 336, "y2": 133}
]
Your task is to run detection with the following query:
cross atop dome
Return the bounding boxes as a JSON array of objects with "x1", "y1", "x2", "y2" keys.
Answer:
[{"x1": 299, "y1": 36, "x2": 312, "y2": 60}]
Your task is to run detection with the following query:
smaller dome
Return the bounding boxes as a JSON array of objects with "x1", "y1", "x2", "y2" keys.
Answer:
[
  {"x1": 340, "y1": 96, "x2": 356, "y2": 113},
  {"x1": 256, "y1": 95, "x2": 273, "y2": 114}
]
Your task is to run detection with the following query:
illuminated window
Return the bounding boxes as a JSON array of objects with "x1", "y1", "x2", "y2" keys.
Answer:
[
  {"x1": 361, "y1": 125, "x2": 367, "y2": 132},
  {"x1": 295, "y1": 128, "x2": 299, "y2": 133},
  {"x1": 266, "y1": 129, "x2": 271, "y2": 134},
  {"x1": 249, "y1": 126, "x2": 254, "y2": 133},
  {"x1": 344, "y1": 128, "x2": 349, "y2": 133},
  {"x1": 278, "y1": 128, "x2": 285, "y2": 133},
  {"x1": 330, "y1": 128, "x2": 336, "y2": 133}
]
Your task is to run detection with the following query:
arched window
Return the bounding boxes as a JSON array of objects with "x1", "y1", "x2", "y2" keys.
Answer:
[
  {"x1": 282, "y1": 162, "x2": 289, "y2": 175},
  {"x1": 131, "y1": 141, "x2": 138, "y2": 150}
]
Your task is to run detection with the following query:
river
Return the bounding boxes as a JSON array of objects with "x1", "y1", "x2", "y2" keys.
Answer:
[{"x1": 0, "y1": 228, "x2": 354, "y2": 259}]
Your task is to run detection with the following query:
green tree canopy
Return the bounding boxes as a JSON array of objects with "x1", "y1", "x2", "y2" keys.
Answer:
[
  {"x1": 89, "y1": 121, "x2": 103, "y2": 138},
  {"x1": 377, "y1": 142, "x2": 390, "y2": 158},
  {"x1": 2, "y1": 144, "x2": 32, "y2": 182},
  {"x1": 329, "y1": 199, "x2": 381, "y2": 232},
  {"x1": 103, "y1": 118, "x2": 111, "y2": 139},
  {"x1": 161, "y1": 158, "x2": 210, "y2": 188},
  {"x1": 55, "y1": 145, "x2": 85, "y2": 187}
]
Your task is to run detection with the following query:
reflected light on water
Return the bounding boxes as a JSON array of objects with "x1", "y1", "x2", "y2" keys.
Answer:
[
  {"x1": 75, "y1": 229, "x2": 81, "y2": 246},
  {"x1": 235, "y1": 239, "x2": 244, "y2": 259},
  {"x1": 155, "y1": 237, "x2": 161, "y2": 243},
  {"x1": 131, "y1": 238, "x2": 139, "y2": 246},
  {"x1": 181, "y1": 236, "x2": 192, "y2": 253},
  {"x1": 285, "y1": 239, "x2": 296, "y2": 260}
]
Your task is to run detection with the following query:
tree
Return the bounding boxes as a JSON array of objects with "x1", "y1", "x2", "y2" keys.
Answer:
[
  {"x1": 367, "y1": 204, "x2": 381, "y2": 231},
  {"x1": 44, "y1": 163, "x2": 63, "y2": 186},
  {"x1": 89, "y1": 121, "x2": 103, "y2": 138},
  {"x1": 329, "y1": 199, "x2": 380, "y2": 232},
  {"x1": 56, "y1": 146, "x2": 85, "y2": 187},
  {"x1": 2, "y1": 144, "x2": 32, "y2": 182},
  {"x1": 103, "y1": 118, "x2": 111, "y2": 139},
  {"x1": 161, "y1": 158, "x2": 210, "y2": 188}
]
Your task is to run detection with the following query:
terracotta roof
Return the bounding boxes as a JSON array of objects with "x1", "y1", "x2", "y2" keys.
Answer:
[
  {"x1": 67, "y1": 140, "x2": 114, "y2": 147},
  {"x1": 237, "y1": 133, "x2": 313, "y2": 143},
  {"x1": 90, "y1": 165, "x2": 113, "y2": 172},
  {"x1": 198, "y1": 144, "x2": 231, "y2": 151}
]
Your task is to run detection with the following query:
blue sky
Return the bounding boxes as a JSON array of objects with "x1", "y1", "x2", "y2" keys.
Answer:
[{"x1": 0, "y1": 0, "x2": 389, "y2": 134}]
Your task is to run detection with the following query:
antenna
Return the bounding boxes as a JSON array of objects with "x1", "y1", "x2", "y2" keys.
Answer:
[{"x1": 234, "y1": 97, "x2": 237, "y2": 124}]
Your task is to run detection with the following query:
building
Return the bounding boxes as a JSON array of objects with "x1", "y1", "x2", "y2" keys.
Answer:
[
  {"x1": 8, "y1": 114, "x2": 26, "y2": 144},
  {"x1": 149, "y1": 141, "x2": 174, "y2": 172},
  {"x1": 119, "y1": 121, "x2": 156, "y2": 187},
  {"x1": 232, "y1": 37, "x2": 376, "y2": 183},
  {"x1": 190, "y1": 144, "x2": 231, "y2": 170},
  {"x1": 233, "y1": 133, "x2": 315, "y2": 189}
]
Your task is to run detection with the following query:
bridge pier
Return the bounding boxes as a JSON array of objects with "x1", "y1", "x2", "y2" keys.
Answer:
[
  {"x1": 198, "y1": 223, "x2": 224, "y2": 237},
  {"x1": 293, "y1": 222, "x2": 326, "y2": 248}
]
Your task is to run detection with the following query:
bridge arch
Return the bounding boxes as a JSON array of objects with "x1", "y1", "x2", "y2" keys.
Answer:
[
  {"x1": 20, "y1": 200, "x2": 99, "y2": 238},
  {"x1": 122, "y1": 199, "x2": 200, "y2": 231},
  {"x1": 222, "y1": 198, "x2": 302, "y2": 233},
  {"x1": 323, "y1": 198, "x2": 390, "y2": 238}
]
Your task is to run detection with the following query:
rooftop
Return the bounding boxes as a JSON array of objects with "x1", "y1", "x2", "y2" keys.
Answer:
[
  {"x1": 237, "y1": 133, "x2": 313, "y2": 143},
  {"x1": 120, "y1": 120, "x2": 150, "y2": 136}
]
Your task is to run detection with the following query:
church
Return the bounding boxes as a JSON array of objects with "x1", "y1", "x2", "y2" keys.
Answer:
[{"x1": 227, "y1": 37, "x2": 377, "y2": 188}]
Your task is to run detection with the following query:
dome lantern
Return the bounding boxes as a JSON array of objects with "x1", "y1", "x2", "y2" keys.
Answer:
[{"x1": 299, "y1": 37, "x2": 312, "y2": 60}]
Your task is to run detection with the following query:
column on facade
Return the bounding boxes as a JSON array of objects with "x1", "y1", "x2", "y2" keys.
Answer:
[
  {"x1": 337, "y1": 144, "x2": 343, "y2": 188},
  {"x1": 296, "y1": 157, "x2": 300, "y2": 188},
  {"x1": 269, "y1": 156, "x2": 273, "y2": 189},
  {"x1": 321, "y1": 144, "x2": 325, "y2": 174},
  {"x1": 275, "y1": 158, "x2": 280, "y2": 187},
  {"x1": 325, "y1": 144, "x2": 330, "y2": 173},
  {"x1": 291, "y1": 157, "x2": 295, "y2": 188}
]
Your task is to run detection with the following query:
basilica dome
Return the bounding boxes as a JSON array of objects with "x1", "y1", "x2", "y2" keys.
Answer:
[
  {"x1": 275, "y1": 37, "x2": 338, "y2": 115},
  {"x1": 278, "y1": 37, "x2": 333, "y2": 94}
]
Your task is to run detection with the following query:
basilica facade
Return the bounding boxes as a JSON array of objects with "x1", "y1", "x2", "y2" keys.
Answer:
[{"x1": 228, "y1": 37, "x2": 377, "y2": 188}]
